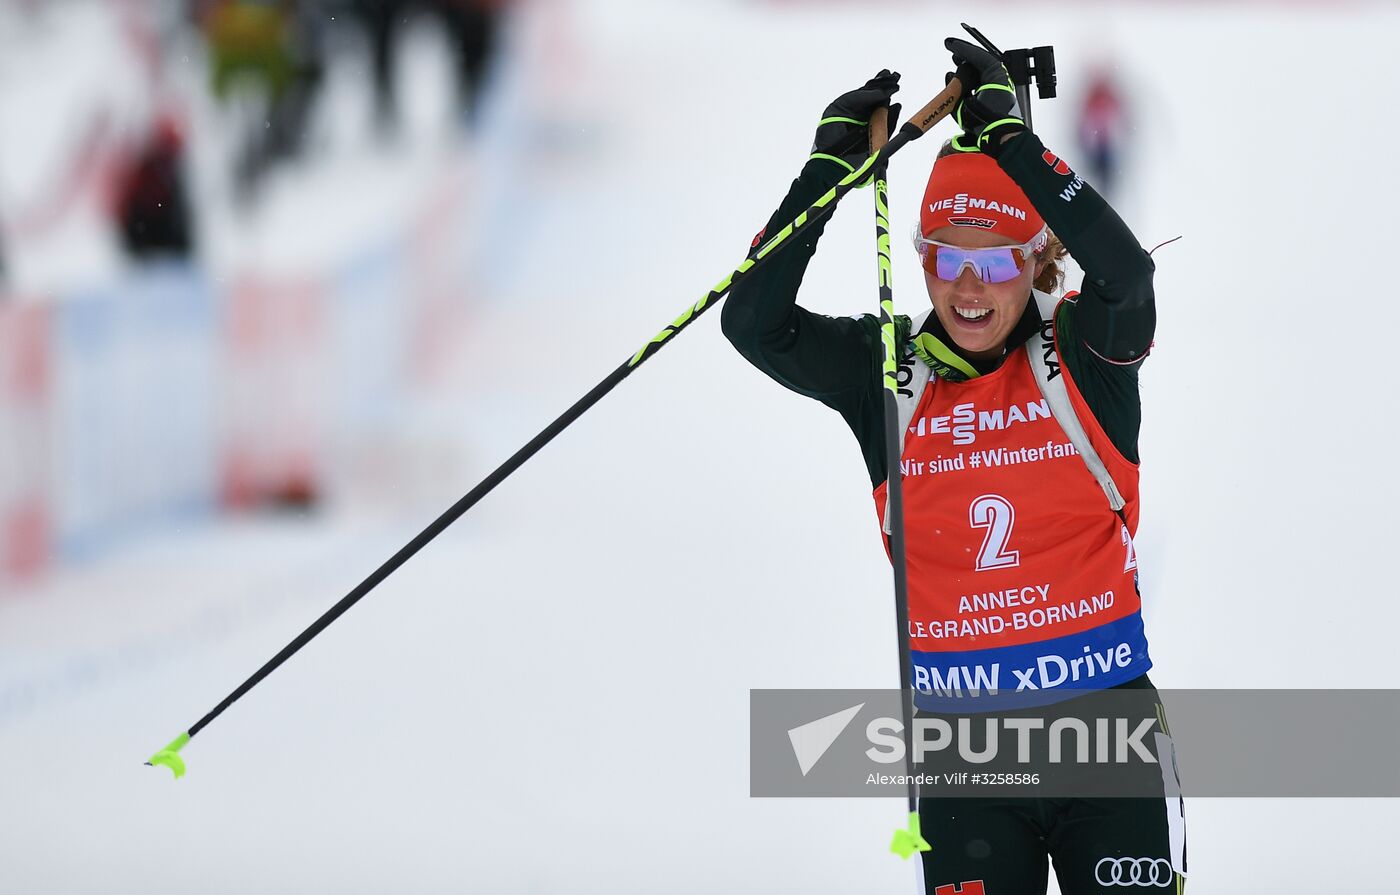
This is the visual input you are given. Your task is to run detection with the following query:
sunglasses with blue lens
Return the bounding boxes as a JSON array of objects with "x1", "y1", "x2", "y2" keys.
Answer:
[{"x1": 912, "y1": 227, "x2": 1048, "y2": 284}]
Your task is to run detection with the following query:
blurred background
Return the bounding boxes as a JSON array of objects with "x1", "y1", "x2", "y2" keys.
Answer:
[{"x1": 1, "y1": 1, "x2": 1398, "y2": 892}]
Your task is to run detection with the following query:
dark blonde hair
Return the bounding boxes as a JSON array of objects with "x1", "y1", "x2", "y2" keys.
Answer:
[{"x1": 930, "y1": 141, "x2": 1068, "y2": 295}]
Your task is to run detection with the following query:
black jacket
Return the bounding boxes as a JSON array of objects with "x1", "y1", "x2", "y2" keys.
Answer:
[{"x1": 721, "y1": 131, "x2": 1155, "y2": 487}]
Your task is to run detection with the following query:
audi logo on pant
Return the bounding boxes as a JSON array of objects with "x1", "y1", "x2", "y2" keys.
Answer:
[{"x1": 1094, "y1": 857, "x2": 1174, "y2": 888}]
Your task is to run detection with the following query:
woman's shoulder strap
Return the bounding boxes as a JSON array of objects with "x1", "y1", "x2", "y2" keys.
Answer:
[{"x1": 1027, "y1": 289, "x2": 1127, "y2": 512}]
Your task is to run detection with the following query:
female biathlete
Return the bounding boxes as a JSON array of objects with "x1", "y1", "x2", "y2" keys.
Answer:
[{"x1": 723, "y1": 39, "x2": 1187, "y2": 894}]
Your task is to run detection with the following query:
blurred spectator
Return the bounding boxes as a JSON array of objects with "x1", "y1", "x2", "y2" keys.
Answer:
[
  {"x1": 350, "y1": 0, "x2": 399, "y2": 129},
  {"x1": 198, "y1": 0, "x2": 327, "y2": 193},
  {"x1": 114, "y1": 114, "x2": 195, "y2": 258},
  {"x1": 1076, "y1": 66, "x2": 1129, "y2": 200},
  {"x1": 439, "y1": 0, "x2": 507, "y2": 127},
  {"x1": 204, "y1": 1, "x2": 294, "y2": 105},
  {"x1": 349, "y1": 0, "x2": 507, "y2": 132}
]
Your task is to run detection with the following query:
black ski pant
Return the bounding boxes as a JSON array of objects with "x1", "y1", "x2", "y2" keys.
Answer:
[
  {"x1": 918, "y1": 793, "x2": 1185, "y2": 894},
  {"x1": 915, "y1": 679, "x2": 1187, "y2": 894}
]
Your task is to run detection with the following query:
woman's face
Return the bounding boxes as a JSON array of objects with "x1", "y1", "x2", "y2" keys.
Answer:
[{"x1": 921, "y1": 225, "x2": 1045, "y2": 360}]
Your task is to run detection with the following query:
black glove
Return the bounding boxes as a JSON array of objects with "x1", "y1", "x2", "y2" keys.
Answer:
[
  {"x1": 810, "y1": 70, "x2": 901, "y2": 183},
  {"x1": 945, "y1": 37, "x2": 1026, "y2": 157}
]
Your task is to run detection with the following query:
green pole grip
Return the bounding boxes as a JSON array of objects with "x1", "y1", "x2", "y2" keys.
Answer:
[
  {"x1": 890, "y1": 811, "x2": 932, "y2": 859},
  {"x1": 145, "y1": 732, "x2": 191, "y2": 779}
]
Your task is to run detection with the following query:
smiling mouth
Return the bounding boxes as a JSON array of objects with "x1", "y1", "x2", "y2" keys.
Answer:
[{"x1": 952, "y1": 306, "x2": 993, "y2": 327}]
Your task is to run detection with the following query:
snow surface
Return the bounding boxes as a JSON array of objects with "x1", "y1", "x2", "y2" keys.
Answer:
[{"x1": 3, "y1": 1, "x2": 1400, "y2": 892}]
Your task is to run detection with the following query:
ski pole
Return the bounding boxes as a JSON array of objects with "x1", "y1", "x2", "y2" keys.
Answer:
[
  {"x1": 144, "y1": 77, "x2": 969, "y2": 780},
  {"x1": 868, "y1": 109, "x2": 932, "y2": 861},
  {"x1": 875, "y1": 22, "x2": 1055, "y2": 857},
  {"x1": 960, "y1": 22, "x2": 1057, "y2": 132}
]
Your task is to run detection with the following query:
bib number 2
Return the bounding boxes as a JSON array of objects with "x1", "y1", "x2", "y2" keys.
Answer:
[
  {"x1": 967, "y1": 495, "x2": 1139, "y2": 574},
  {"x1": 1121, "y1": 524, "x2": 1138, "y2": 572},
  {"x1": 969, "y1": 494, "x2": 1020, "y2": 572}
]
